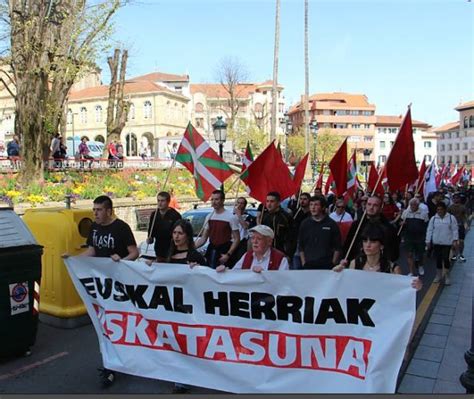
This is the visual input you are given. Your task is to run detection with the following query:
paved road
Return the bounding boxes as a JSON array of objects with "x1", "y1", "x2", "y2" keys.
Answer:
[{"x1": 0, "y1": 228, "x2": 452, "y2": 394}]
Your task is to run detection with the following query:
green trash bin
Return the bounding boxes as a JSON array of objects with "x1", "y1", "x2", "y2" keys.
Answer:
[{"x1": 0, "y1": 208, "x2": 43, "y2": 357}]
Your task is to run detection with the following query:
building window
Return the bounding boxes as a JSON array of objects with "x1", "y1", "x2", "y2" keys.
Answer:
[
  {"x1": 125, "y1": 133, "x2": 138, "y2": 156},
  {"x1": 128, "y1": 103, "x2": 135, "y2": 120},
  {"x1": 456, "y1": 155, "x2": 460, "y2": 163},
  {"x1": 323, "y1": 110, "x2": 330, "y2": 115},
  {"x1": 195, "y1": 118, "x2": 204, "y2": 128},
  {"x1": 448, "y1": 144, "x2": 452, "y2": 151},
  {"x1": 67, "y1": 109, "x2": 73, "y2": 125},
  {"x1": 363, "y1": 110, "x2": 373, "y2": 116},
  {"x1": 456, "y1": 131, "x2": 460, "y2": 138},
  {"x1": 352, "y1": 124, "x2": 361, "y2": 129},
  {"x1": 470, "y1": 115, "x2": 474, "y2": 128},
  {"x1": 380, "y1": 141, "x2": 386, "y2": 149},
  {"x1": 378, "y1": 155, "x2": 386, "y2": 163},
  {"x1": 441, "y1": 144, "x2": 445, "y2": 151},
  {"x1": 456, "y1": 143, "x2": 460, "y2": 150},
  {"x1": 448, "y1": 156, "x2": 452, "y2": 162},
  {"x1": 195, "y1": 102, "x2": 204, "y2": 113},
  {"x1": 441, "y1": 156, "x2": 445, "y2": 164},
  {"x1": 335, "y1": 110, "x2": 348, "y2": 116},
  {"x1": 424, "y1": 141, "x2": 432, "y2": 148},
  {"x1": 80, "y1": 107, "x2": 87, "y2": 124},
  {"x1": 144, "y1": 101, "x2": 152, "y2": 119},
  {"x1": 425, "y1": 155, "x2": 432, "y2": 162},
  {"x1": 389, "y1": 128, "x2": 397, "y2": 134},
  {"x1": 334, "y1": 123, "x2": 347, "y2": 129},
  {"x1": 463, "y1": 142, "x2": 468, "y2": 150},
  {"x1": 363, "y1": 136, "x2": 373, "y2": 142},
  {"x1": 364, "y1": 124, "x2": 371, "y2": 129},
  {"x1": 95, "y1": 105, "x2": 103, "y2": 123},
  {"x1": 465, "y1": 155, "x2": 469, "y2": 163},
  {"x1": 448, "y1": 132, "x2": 452, "y2": 139},
  {"x1": 464, "y1": 116, "x2": 469, "y2": 128},
  {"x1": 175, "y1": 86, "x2": 182, "y2": 94}
]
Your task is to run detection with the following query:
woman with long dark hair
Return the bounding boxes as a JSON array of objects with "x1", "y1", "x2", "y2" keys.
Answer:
[{"x1": 333, "y1": 223, "x2": 422, "y2": 290}]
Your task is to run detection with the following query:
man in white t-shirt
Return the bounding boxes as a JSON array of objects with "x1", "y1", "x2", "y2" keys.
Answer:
[
  {"x1": 217, "y1": 225, "x2": 289, "y2": 273},
  {"x1": 195, "y1": 190, "x2": 240, "y2": 269},
  {"x1": 329, "y1": 199, "x2": 353, "y2": 223}
]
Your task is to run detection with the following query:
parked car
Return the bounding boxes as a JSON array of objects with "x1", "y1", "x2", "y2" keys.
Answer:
[{"x1": 138, "y1": 204, "x2": 258, "y2": 260}]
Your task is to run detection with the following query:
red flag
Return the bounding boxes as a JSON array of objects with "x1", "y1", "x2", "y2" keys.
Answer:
[
  {"x1": 436, "y1": 164, "x2": 446, "y2": 187},
  {"x1": 328, "y1": 138, "x2": 348, "y2": 196},
  {"x1": 416, "y1": 160, "x2": 427, "y2": 193},
  {"x1": 324, "y1": 172, "x2": 334, "y2": 195},
  {"x1": 385, "y1": 108, "x2": 418, "y2": 191},
  {"x1": 451, "y1": 166, "x2": 465, "y2": 186},
  {"x1": 175, "y1": 123, "x2": 233, "y2": 201},
  {"x1": 243, "y1": 142, "x2": 298, "y2": 203},
  {"x1": 314, "y1": 163, "x2": 325, "y2": 190},
  {"x1": 367, "y1": 161, "x2": 384, "y2": 196},
  {"x1": 292, "y1": 153, "x2": 309, "y2": 192}
]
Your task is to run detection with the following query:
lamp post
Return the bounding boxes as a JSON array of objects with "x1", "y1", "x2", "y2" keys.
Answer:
[
  {"x1": 363, "y1": 148, "x2": 372, "y2": 188},
  {"x1": 212, "y1": 116, "x2": 227, "y2": 192},
  {"x1": 283, "y1": 112, "x2": 292, "y2": 163},
  {"x1": 310, "y1": 119, "x2": 318, "y2": 181}
]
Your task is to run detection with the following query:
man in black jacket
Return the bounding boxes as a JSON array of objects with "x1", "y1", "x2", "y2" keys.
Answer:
[{"x1": 343, "y1": 195, "x2": 400, "y2": 262}]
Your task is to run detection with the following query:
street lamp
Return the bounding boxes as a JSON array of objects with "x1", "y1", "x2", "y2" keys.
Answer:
[
  {"x1": 363, "y1": 148, "x2": 372, "y2": 189},
  {"x1": 212, "y1": 116, "x2": 227, "y2": 191},
  {"x1": 310, "y1": 119, "x2": 318, "y2": 181}
]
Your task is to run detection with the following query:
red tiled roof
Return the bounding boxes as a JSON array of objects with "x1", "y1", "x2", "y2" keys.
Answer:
[
  {"x1": 69, "y1": 80, "x2": 186, "y2": 101},
  {"x1": 289, "y1": 92, "x2": 375, "y2": 112},
  {"x1": 131, "y1": 72, "x2": 189, "y2": 82},
  {"x1": 433, "y1": 121, "x2": 460, "y2": 133},
  {"x1": 190, "y1": 83, "x2": 257, "y2": 98},
  {"x1": 376, "y1": 115, "x2": 431, "y2": 128},
  {"x1": 455, "y1": 100, "x2": 474, "y2": 111}
]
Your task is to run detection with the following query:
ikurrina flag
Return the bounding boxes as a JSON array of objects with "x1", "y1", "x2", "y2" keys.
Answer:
[
  {"x1": 175, "y1": 123, "x2": 233, "y2": 201},
  {"x1": 241, "y1": 141, "x2": 254, "y2": 173}
]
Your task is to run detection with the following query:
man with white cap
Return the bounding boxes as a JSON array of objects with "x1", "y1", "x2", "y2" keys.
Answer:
[{"x1": 216, "y1": 225, "x2": 289, "y2": 272}]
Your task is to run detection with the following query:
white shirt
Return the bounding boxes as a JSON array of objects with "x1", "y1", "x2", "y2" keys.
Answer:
[
  {"x1": 419, "y1": 203, "x2": 429, "y2": 213},
  {"x1": 234, "y1": 248, "x2": 289, "y2": 270},
  {"x1": 329, "y1": 211, "x2": 353, "y2": 223}
]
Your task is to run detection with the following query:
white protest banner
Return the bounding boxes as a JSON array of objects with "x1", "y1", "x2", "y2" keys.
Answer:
[{"x1": 64, "y1": 257, "x2": 416, "y2": 393}]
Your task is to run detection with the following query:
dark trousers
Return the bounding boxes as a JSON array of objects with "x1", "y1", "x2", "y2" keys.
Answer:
[
  {"x1": 205, "y1": 242, "x2": 232, "y2": 269},
  {"x1": 433, "y1": 245, "x2": 451, "y2": 270}
]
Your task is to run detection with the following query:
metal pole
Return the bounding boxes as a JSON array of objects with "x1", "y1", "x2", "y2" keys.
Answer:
[
  {"x1": 460, "y1": 269, "x2": 474, "y2": 393},
  {"x1": 219, "y1": 142, "x2": 224, "y2": 193}
]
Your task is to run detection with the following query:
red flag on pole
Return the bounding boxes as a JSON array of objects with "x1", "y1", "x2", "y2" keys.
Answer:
[
  {"x1": 315, "y1": 163, "x2": 325, "y2": 190},
  {"x1": 328, "y1": 138, "x2": 348, "y2": 196},
  {"x1": 385, "y1": 107, "x2": 418, "y2": 191},
  {"x1": 417, "y1": 159, "x2": 427, "y2": 193},
  {"x1": 242, "y1": 142, "x2": 298, "y2": 203},
  {"x1": 367, "y1": 161, "x2": 384, "y2": 196},
  {"x1": 324, "y1": 172, "x2": 334, "y2": 195},
  {"x1": 292, "y1": 153, "x2": 309, "y2": 192},
  {"x1": 451, "y1": 165, "x2": 465, "y2": 186}
]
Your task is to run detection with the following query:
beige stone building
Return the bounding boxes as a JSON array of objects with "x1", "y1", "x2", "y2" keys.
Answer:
[
  {"x1": 67, "y1": 71, "x2": 190, "y2": 157},
  {"x1": 190, "y1": 80, "x2": 286, "y2": 140},
  {"x1": 434, "y1": 100, "x2": 474, "y2": 166}
]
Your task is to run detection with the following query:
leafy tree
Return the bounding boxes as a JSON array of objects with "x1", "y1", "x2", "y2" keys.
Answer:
[
  {"x1": 287, "y1": 128, "x2": 343, "y2": 163},
  {"x1": 3, "y1": 0, "x2": 124, "y2": 183},
  {"x1": 228, "y1": 119, "x2": 269, "y2": 156}
]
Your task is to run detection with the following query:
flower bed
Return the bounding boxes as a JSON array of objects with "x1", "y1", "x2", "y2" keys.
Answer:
[{"x1": 0, "y1": 169, "x2": 200, "y2": 206}]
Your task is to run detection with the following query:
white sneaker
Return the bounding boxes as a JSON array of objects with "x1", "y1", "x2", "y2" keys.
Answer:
[
  {"x1": 418, "y1": 266, "x2": 425, "y2": 276},
  {"x1": 433, "y1": 270, "x2": 442, "y2": 283}
]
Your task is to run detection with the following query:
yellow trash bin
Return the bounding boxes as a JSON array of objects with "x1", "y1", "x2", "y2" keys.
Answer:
[{"x1": 23, "y1": 208, "x2": 93, "y2": 327}]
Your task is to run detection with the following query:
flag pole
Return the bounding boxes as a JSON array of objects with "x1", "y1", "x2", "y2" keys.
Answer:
[
  {"x1": 344, "y1": 164, "x2": 386, "y2": 261},
  {"x1": 145, "y1": 156, "x2": 178, "y2": 255}
]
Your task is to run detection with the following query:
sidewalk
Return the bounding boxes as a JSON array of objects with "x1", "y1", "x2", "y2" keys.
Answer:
[{"x1": 398, "y1": 230, "x2": 472, "y2": 393}]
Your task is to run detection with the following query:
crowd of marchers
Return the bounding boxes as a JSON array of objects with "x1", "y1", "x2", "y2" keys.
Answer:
[{"x1": 62, "y1": 184, "x2": 472, "y2": 391}]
